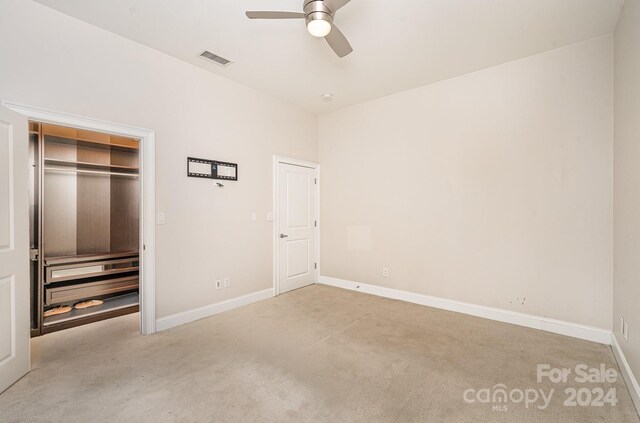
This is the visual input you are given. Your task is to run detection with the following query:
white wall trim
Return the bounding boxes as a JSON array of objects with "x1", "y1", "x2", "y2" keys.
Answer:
[
  {"x1": 3, "y1": 101, "x2": 157, "y2": 335},
  {"x1": 272, "y1": 155, "x2": 320, "y2": 296},
  {"x1": 273, "y1": 155, "x2": 320, "y2": 170},
  {"x1": 156, "y1": 288, "x2": 274, "y2": 332},
  {"x1": 612, "y1": 334, "x2": 640, "y2": 414},
  {"x1": 318, "y1": 276, "x2": 613, "y2": 345}
]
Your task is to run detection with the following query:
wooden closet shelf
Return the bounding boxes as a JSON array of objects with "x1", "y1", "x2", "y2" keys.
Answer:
[
  {"x1": 44, "y1": 158, "x2": 140, "y2": 172},
  {"x1": 45, "y1": 134, "x2": 139, "y2": 152},
  {"x1": 45, "y1": 251, "x2": 139, "y2": 266},
  {"x1": 43, "y1": 292, "x2": 139, "y2": 327},
  {"x1": 43, "y1": 123, "x2": 139, "y2": 151}
]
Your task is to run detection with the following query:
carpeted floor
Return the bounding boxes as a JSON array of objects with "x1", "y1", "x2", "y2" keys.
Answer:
[{"x1": 0, "y1": 284, "x2": 638, "y2": 422}]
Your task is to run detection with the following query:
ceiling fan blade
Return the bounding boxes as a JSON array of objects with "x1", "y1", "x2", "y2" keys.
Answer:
[
  {"x1": 325, "y1": 25, "x2": 353, "y2": 58},
  {"x1": 324, "y1": 0, "x2": 351, "y2": 12},
  {"x1": 245, "y1": 11, "x2": 305, "y2": 19}
]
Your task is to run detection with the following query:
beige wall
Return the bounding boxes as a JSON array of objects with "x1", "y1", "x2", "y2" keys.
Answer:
[
  {"x1": 614, "y1": 0, "x2": 640, "y2": 389},
  {"x1": 319, "y1": 36, "x2": 614, "y2": 329},
  {"x1": 0, "y1": 1, "x2": 624, "y2": 336},
  {"x1": 0, "y1": 0, "x2": 318, "y2": 318}
]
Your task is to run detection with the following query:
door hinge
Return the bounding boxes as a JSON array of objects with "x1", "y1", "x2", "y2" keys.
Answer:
[
  {"x1": 314, "y1": 178, "x2": 317, "y2": 185},
  {"x1": 143, "y1": 244, "x2": 146, "y2": 251},
  {"x1": 314, "y1": 220, "x2": 317, "y2": 227},
  {"x1": 314, "y1": 263, "x2": 317, "y2": 269}
]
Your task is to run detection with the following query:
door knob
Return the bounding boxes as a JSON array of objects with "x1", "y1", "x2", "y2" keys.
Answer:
[{"x1": 280, "y1": 234, "x2": 288, "y2": 238}]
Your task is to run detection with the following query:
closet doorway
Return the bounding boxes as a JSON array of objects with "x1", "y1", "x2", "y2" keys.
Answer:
[
  {"x1": 29, "y1": 121, "x2": 143, "y2": 335},
  {"x1": 5, "y1": 101, "x2": 156, "y2": 337}
]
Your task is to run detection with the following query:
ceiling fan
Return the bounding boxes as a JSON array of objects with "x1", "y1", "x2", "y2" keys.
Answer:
[{"x1": 246, "y1": 0, "x2": 353, "y2": 58}]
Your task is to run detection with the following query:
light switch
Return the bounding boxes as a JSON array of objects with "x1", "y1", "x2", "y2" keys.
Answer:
[
  {"x1": 157, "y1": 212, "x2": 166, "y2": 225},
  {"x1": 267, "y1": 212, "x2": 274, "y2": 222},
  {"x1": 251, "y1": 212, "x2": 257, "y2": 222}
]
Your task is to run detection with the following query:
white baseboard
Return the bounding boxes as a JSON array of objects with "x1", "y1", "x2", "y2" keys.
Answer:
[
  {"x1": 612, "y1": 334, "x2": 640, "y2": 414},
  {"x1": 156, "y1": 288, "x2": 274, "y2": 332},
  {"x1": 318, "y1": 276, "x2": 612, "y2": 345}
]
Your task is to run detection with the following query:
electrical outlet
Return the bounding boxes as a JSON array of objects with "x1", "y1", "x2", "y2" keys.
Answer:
[
  {"x1": 624, "y1": 322, "x2": 629, "y2": 342},
  {"x1": 224, "y1": 277, "x2": 231, "y2": 288},
  {"x1": 215, "y1": 280, "x2": 222, "y2": 290},
  {"x1": 382, "y1": 268, "x2": 389, "y2": 277}
]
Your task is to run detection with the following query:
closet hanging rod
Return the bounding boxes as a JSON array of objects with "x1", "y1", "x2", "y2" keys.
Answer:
[{"x1": 44, "y1": 167, "x2": 140, "y2": 178}]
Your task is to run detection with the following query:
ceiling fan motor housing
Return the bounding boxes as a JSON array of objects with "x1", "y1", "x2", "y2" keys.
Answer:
[{"x1": 304, "y1": 0, "x2": 334, "y2": 26}]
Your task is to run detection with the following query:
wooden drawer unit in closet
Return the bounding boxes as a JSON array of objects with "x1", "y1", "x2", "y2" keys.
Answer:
[
  {"x1": 44, "y1": 253, "x2": 139, "y2": 284},
  {"x1": 45, "y1": 276, "x2": 139, "y2": 305}
]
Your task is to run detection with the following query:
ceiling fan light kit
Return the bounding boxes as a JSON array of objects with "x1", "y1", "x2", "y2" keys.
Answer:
[
  {"x1": 307, "y1": 17, "x2": 332, "y2": 38},
  {"x1": 246, "y1": 0, "x2": 353, "y2": 58},
  {"x1": 304, "y1": 0, "x2": 334, "y2": 37}
]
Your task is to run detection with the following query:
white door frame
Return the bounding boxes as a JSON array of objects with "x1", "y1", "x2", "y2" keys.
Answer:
[
  {"x1": 2, "y1": 101, "x2": 156, "y2": 335},
  {"x1": 272, "y1": 155, "x2": 320, "y2": 296}
]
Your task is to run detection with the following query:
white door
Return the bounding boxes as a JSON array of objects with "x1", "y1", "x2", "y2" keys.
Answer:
[
  {"x1": 277, "y1": 162, "x2": 317, "y2": 294},
  {"x1": 0, "y1": 107, "x2": 30, "y2": 393}
]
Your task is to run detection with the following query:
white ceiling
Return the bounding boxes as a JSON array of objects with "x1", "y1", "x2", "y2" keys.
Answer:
[{"x1": 34, "y1": 0, "x2": 623, "y2": 114}]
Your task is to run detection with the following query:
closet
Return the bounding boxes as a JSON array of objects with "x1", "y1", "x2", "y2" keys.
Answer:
[{"x1": 29, "y1": 121, "x2": 140, "y2": 336}]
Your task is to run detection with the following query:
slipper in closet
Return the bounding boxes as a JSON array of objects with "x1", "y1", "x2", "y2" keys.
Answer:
[
  {"x1": 43, "y1": 306, "x2": 72, "y2": 317},
  {"x1": 74, "y1": 299, "x2": 104, "y2": 310}
]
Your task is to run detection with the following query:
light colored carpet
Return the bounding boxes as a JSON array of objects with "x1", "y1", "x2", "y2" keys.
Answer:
[{"x1": 0, "y1": 284, "x2": 638, "y2": 422}]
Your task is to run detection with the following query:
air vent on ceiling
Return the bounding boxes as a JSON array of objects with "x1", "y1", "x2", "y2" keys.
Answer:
[{"x1": 199, "y1": 51, "x2": 232, "y2": 67}]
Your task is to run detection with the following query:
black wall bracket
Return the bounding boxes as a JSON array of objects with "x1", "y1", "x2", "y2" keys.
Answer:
[{"x1": 187, "y1": 157, "x2": 238, "y2": 181}]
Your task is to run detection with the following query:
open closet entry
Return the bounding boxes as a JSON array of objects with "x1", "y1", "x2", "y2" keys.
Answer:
[{"x1": 29, "y1": 121, "x2": 141, "y2": 336}]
